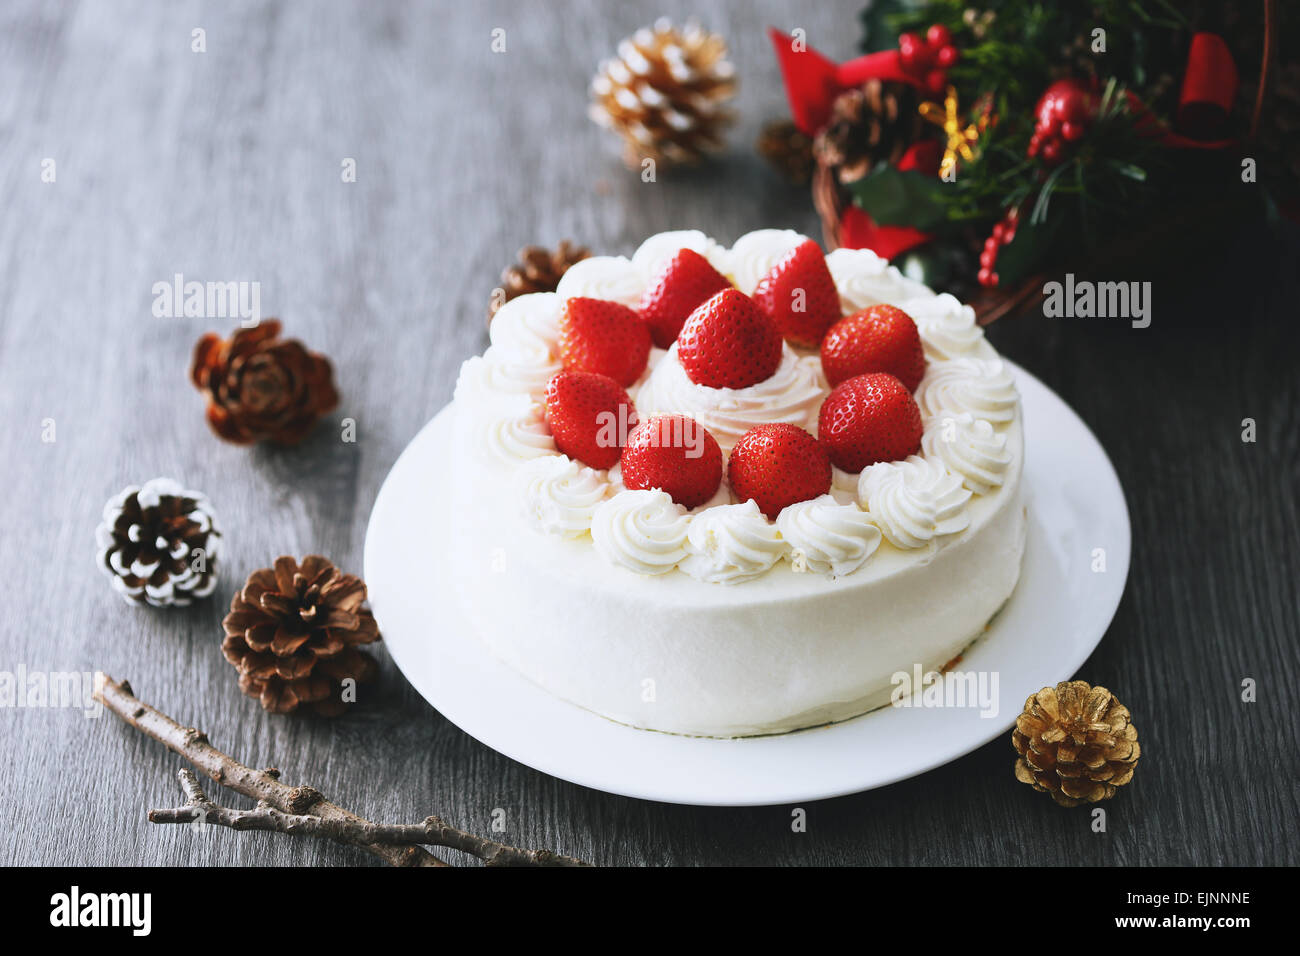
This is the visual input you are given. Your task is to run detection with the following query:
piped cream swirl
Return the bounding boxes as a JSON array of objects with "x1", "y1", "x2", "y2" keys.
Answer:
[
  {"x1": 518, "y1": 455, "x2": 609, "y2": 537},
  {"x1": 825, "y1": 247, "x2": 933, "y2": 312},
  {"x1": 632, "y1": 230, "x2": 729, "y2": 278},
  {"x1": 728, "y1": 229, "x2": 807, "y2": 294},
  {"x1": 635, "y1": 343, "x2": 826, "y2": 451},
  {"x1": 921, "y1": 412, "x2": 1011, "y2": 495},
  {"x1": 858, "y1": 456, "x2": 972, "y2": 550},
  {"x1": 899, "y1": 293, "x2": 985, "y2": 360},
  {"x1": 488, "y1": 292, "x2": 563, "y2": 360},
  {"x1": 486, "y1": 403, "x2": 557, "y2": 464},
  {"x1": 916, "y1": 358, "x2": 1019, "y2": 423},
  {"x1": 777, "y1": 494, "x2": 882, "y2": 577},
  {"x1": 591, "y1": 489, "x2": 691, "y2": 574},
  {"x1": 680, "y1": 500, "x2": 786, "y2": 584},
  {"x1": 555, "y1": 255, "x2": 645, "y2": 308}
]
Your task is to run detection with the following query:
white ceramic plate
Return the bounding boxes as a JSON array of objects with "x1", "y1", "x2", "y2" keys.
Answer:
[{"x1": 364, "y1": 360, "x2": 1130, "y2": 806}]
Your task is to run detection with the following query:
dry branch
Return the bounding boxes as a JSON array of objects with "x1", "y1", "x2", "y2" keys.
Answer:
[{"x1": 95, "y1": 673, "x2": 588, "y2": 867}]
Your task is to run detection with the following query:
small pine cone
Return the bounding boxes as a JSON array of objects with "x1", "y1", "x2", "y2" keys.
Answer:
[
  {"x1": 814, "y1": 79, "x2": 922, "y2": 185},
  {"x1": 757, "y1": 119, "x2": 815, "y2": 184},
  {"x1": 222, "y1": 556, "x2": 381, "y2": 717},
  {"x1": 95, "y1": 478, "x2": 220, "y2": 608},
  {"x1": 1013, "y1": 681, "x2": 1140, "y2": 807},
  {"x1": 488, "y1": 241, "x2": 591, "y2": 321},
  {"x1": 589, "y1": 19, "x2": 736, "y2": 168},
  {"x1": 190, "y1": 320, "x2": 339, "y2": 445}
]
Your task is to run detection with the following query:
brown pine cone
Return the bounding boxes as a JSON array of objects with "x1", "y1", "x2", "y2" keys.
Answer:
[
  {"x1": 1013, "y1": 681, "x2": 1140, "y2": 807},
  {"x1": 757, "y1": 119, "x2": 815, "y2": 185},
  {"x1": 95, "y1": 478, "x2": 221, "y2": 607},
  {"x1": 190, "y1": 320, "x2": 339, "y2": 445},
  {"x1": 589, "y1": 19, "x2": 736, "y2": 168},
  {"x1": 488, "y1": 241, "x2": 591, "y2": 321},
  {"x1": 222, "y1": 556, "x2": 380, "y2": 717},
  {"x1": 814, "y1": 79, "x2": 922, "y2": 186}
]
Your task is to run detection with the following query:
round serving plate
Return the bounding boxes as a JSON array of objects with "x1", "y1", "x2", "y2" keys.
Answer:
[{"x1": 364, "y1": 360, "x2": 1130, "y2": 806}]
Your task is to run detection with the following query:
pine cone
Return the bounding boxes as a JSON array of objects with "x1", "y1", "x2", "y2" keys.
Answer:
[
  {"x1": 814, "y1": 79, "x2": 922, "y2": 186},
  {"x1": 1013, "y1": 681, "x2": 1140, "y2": 807},
  {"x1": 222, "y1": 556, "x2": 380, "y2": 717},
  {"x1": 488, "y1": 241, "x2": 591, "y2": 321},
  {"x1": 757, "y1": 119, "x2": 815, "y2": 184},
  {"x1": 190, "y1": 320, "x2": 339, "y2": 445},
  {"x1": 95, "y1": 478, "x2": 221, "y2": 607},
  {"x1": 589, "y1": 19, "x2": 736, "y2": 168}
]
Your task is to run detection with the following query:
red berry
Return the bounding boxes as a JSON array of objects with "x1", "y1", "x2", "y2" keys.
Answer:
[
  {"x1": 558, "y1": 296, "x2": 651, "y2": 387},
  {"x1": 1061, "y1": 120, "x2": 1084, "y2": 142},
  {"x1": 817, "y1": 373, "x2": 923, "y2": 472},
  {"x1": 544, "y1": 370, "x2": 638, "y2": 470},
  {"x1": 637, "y1": 248, "x2": 732, "y2": 349},
  {"x1": 925, "y1": 70, "x2": 946, "y2": 95},
  {"x1": 751, "y1": 239, "x2": 841, "y2": 349},
  {"x1": 898, "y1": 32, "x2": 921, "y2": 69},
  {"x1": 621, "y1": 414, "x2": 722, "y2": 509},
  {"x1": 820, "y1": 305, "x2": 927, "y2": 391},
  {"x1": 926, "y1": 24, "x2": 952, "y2": 49},
  {"x1": 677, "y1": 288, "x2": 783, "y2": 389},
  {"x1": 977, "y1": 267, "x2": 993, "y2": 286},
  {"x1": 1041, "y1": 139, "x2": 1062, "y2": 164},
  {"x1": 727, "y1": 423, "x2": 831, "y2": 520},
  {"x1": 979, "y1": 248, "x2": 996, "y2": 269},
  {"x1": 935, "y1": 44, "x2": 959, "y2": 68}
]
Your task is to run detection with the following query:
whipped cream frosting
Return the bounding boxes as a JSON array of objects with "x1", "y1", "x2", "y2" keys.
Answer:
[
  {"x1": 680, "y1": 500, "x2": 786, "y2": 583},
  {"x1": 555, "y1": 255, "x2": 644, "y2": 308},
  {"x1": 488, "y1": 292, "x2": 563, "y2": 361},
  {"x1": 590, "y1": 489, "x2": 691, "y2": 574},
  {"x1": 858, "y1": 455, "x2": 973, "y2": 549},
  {"x1": 777, "y1": 494, "x2": 883, "y2": 577},
  {"x1": 635, "y1": 343, "x2": 826, "y2": 451},
  {"x1": 916, "y1": 357, "x2": 1019, "y2": 423},
  {"x1": 825, "y1": 247, "x2": 934, "y2": 312},
  {"x1": 462, "y1": 230, "x2": 1021, "y2": 583},
  {"x1": 897, "y1": 293, "x2": 985, "y2": 360},
  {"x1": 518, "y1": 455, "x2": 609, "y2": 537},
  {"x1": 921, "y1": 411, "x2": 1011, "y2": 495},
  {"x1": 728, "y1": 229, "x2": 807, "y2": 294},
  {"x1": 486, "y1": 402, "x2": 557, "y2": 464},
  {"x1": 632, "y1": 230, "x2": 729, "y2": 278}
]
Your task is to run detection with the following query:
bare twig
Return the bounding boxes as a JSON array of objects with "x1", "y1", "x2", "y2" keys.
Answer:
[{"x1": 96, "y1": 673, "x2": 588, "y2": 867}]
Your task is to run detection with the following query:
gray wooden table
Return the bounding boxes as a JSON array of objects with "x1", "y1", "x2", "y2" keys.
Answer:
[{"x1": 1, "y1": 0, "x2": 1295, "y2": 867}]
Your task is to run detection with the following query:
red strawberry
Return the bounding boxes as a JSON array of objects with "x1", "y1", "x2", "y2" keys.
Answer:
[
  {"x1": 544, "y1": 370, "x2": 638, "y2": 470},
  {"x1": 638, "y1": 248, "x2": 732, "y2": 348},
  {"x1": 621, "y1": 414, "x2": 722, "y2": 509},
  {"x1": 821, "y1": 304, "x2": 927, "y2": 390},
  {"x1": 751, "y1": 239, "x2": 841, "y2": 348},
  {"x1": 559, "y1": 296, "x2": 651, "y2": 387},
  {"x1": 727, "y1": 423, "x2": 832, "y2": 520},
  {"x1": 817, "y1": 372, "x2": 923, "y2": 472},
  {"x1": 676, "y1": 289, "x2": 783, "y2": 389}
]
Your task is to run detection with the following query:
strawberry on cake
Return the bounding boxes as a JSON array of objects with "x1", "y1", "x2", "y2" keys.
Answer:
[{"x1": 451, "y1": 230, "x2": 1025, "y2": 737}]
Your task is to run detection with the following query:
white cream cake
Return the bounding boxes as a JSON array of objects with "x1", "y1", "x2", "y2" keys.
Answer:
[{"x1": 448, "y1": 229, "x2": 1025, "y2": 738}]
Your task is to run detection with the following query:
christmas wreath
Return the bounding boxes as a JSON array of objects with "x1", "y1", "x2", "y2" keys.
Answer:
[{"x1": 769, "y1": 0, "x2": 1291, "y2": 316}]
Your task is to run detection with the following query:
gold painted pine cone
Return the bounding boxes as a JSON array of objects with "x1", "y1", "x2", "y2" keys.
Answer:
[
  {"x1": 1012, "y1": 681, "x2": 1140, "y2": 807},
  {"x1": 222, "y1": 556, "x2": 380, "y2": 717}
]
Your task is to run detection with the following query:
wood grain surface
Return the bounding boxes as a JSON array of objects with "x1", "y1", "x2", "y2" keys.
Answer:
[{"x1": 1, "y1": 0, "x2": 1296, "y2": 867}]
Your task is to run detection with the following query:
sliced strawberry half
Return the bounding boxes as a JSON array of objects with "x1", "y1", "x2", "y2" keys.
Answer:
[{"x1": 638, "y1": 248, "x2": 733, "y2": 349}]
